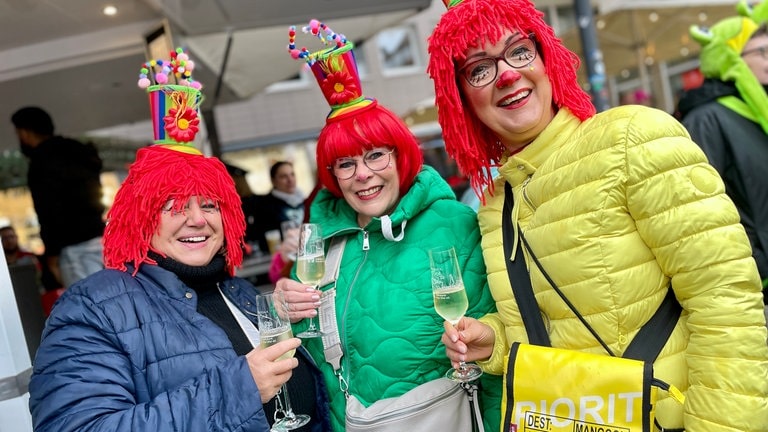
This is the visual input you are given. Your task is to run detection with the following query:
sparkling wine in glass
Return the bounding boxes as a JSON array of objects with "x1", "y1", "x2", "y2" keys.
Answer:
[
  {"x1": 429, "y1": 246, "x2": 483, "y2": 382},
  {"x1": 295, "y1": 223, "x2": 325, "y2": 338},
  {"x1": 254, "y1": 292, "x2": 310, "y2": 431}
]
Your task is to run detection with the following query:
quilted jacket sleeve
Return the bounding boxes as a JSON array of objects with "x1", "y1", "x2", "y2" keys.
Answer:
[
  {"x1": 29, "y1": 290, "x2": 270, "y2": 432},
  {"x1": 624, "y1": 108, "x2": 768, "y2": 431}
]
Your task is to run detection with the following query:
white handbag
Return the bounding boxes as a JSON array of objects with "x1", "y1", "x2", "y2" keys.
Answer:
[{"x1": 345, "y1": 378, "x2": 481, "y2": 432}]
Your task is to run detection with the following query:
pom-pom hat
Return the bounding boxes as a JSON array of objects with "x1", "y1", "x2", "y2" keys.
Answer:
[{"x1": 288, "y1": 19, "x2": 377, "y2": 122}]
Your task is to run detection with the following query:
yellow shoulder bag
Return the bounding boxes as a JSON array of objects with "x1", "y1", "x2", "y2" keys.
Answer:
[{"x1": 501, "y1": 183, "x2": 684, "y2": 432}]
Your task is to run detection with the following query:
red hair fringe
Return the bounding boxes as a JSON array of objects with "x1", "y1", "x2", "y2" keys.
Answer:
[
  {"x1": 103, "y1": 146, "x2": 246, "y2": 276},
  {"x1": 428, "y1": 0, "x2": 595, "y2": 198},
  {"x1": 316, "y1": 103, "x2": 424, "y2": 198}
]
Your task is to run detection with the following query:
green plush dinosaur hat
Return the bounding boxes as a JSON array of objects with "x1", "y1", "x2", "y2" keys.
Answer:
[
  {"x1": 690, "y1": 13, "x2": 768, "y2": 133},
  {"x1": 737, "y1": 0, "x2": 768, "y2": 24}
]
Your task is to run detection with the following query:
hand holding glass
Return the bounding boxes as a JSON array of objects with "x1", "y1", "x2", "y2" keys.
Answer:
[
  {"x1": 295, "y1": 223, "x2": 325, "y2": 338},
  {"x1": 254, "y1": 291, "x2": 310, "y2": 431},
  {"x1": 280, "y1": 220, "x2": 301, "y2": 261},
  {"x1": 429, "y1": 246, "x2": 483, "y2": 382}
]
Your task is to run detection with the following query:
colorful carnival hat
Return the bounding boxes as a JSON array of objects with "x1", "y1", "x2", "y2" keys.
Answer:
[
  {"x1": 137, "y1": 48, "x2": 204, "y2": 151},
  {"x1": 738, "y1": 0, "x2": 768, "y2": 24},
  {"x1": 288, "y1": 19, "x2": 376, "y2": 122},
  {"x1": 103, "y1": 49, "x2": 246, "y2": 276},
  {"x1": 690, "y1": 13, "x2": 768, "y2": 134}
]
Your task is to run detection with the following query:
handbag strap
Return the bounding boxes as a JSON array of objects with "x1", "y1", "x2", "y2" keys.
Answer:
[
  {"x1": 502, "y1": 182, "x2": 680, "y2": 362},
  {"x1": 502, "y1": 183, "x2": 551, "y2": 346},
  {"x1": 318, "y1": 236, "x2": 347, "y2": 373}
]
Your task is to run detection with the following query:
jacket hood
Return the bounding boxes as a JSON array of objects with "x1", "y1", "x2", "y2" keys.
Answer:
[{"x1": 677, "y1": 79, "x2": 739, "y2": 118}]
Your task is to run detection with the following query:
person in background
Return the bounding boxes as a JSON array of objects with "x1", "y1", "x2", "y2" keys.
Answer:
[
  {"x1": 677, "y1": 2, "x2": 768, "y2": 301},
  {"x1": 275, "y1": 20, "x2": 501, "y2": 432},
  {"x1": 251, "y1": 161, "x2": 306, "y2": 254},
  {"x1": 1, "y1": 225, "x2": 39, "y2": 267},
  {"x1": 2, "y1": 224, "x2": 65, "y2": 315},
  {"x1": 224, "y1": 162, "x2": 261, "y2": 255},
  {"x1": 10, "y1": 106, "x2": 105, "y2": 288},
  {"x1": 268, "y1": 226, "x2": 299, "y2": 284},
  {"x1": 426, "y1": 0, "x2": 768, "y2": 430},
  {"x1": 28, "y1": 48, "x2": 329, "y2": 432},
  {"x1": 268, "y1": 178, "x2": 325, "y2": 285}
]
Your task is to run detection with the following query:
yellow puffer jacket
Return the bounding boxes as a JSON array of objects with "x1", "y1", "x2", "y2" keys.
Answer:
[{"x1": 477, "y1": 106, "x2": 768, "y2": 431}]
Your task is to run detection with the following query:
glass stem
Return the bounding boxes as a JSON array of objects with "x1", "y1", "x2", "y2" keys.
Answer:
[
  {"x1": 279, "y1": 383, "x2": 297, "y2": 418},
  {"x1": 306, "y1": 284, "x2": 318, "y2": 331}
]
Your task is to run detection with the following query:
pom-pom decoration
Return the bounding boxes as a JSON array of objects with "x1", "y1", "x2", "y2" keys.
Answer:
[
  {"x1": 136, "y1": 47, "x2": 202, "y2": 89},
  {"x1": 286, "y1": 18, "x2": 375, "y2": 122},
  {"x1": 287, "y1": 20, "x2": 349, "y2": 65}
]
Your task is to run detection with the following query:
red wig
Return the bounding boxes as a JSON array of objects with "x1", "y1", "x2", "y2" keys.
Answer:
[
  {"x1": 316, "y1": 102, "x2": 424, "y2": 198},
  {"x1": 103, "y1": 145, "x2": 246, "y2": 276},
  {"x1": 428, "y1": 0, "x2": 596, "y2": 197}
]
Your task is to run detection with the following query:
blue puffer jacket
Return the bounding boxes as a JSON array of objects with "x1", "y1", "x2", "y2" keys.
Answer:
[{"x1": 29, "y1": 264, "x2": 330, "y2": 432}]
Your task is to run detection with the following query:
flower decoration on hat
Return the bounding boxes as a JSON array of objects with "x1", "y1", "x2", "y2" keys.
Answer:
[
  {"x1": 288, "y1": 19, "x2": 376, "y2": 122},
  {"x1": 137, "y1": 47, "x2": 204, "y2": 150}
]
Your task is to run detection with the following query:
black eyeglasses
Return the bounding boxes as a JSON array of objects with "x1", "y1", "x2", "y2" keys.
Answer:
[
  {"x1": 458, "y1": 33, "x2": 537, "y2": 88},
  {"x1": 742, "y1": 45, "x2": 768, "y2": 60},
  {"x1": 330, "y1": 148, "x2": 394, "y2": 180}
]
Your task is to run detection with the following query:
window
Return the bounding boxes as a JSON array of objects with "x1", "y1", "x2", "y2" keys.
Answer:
[
  {"x1": 265, "y1": 65, "x2": 311, "y2": 93},
  {"x1": 376, "y1": 25, "x2": 421, "y2": 76},
  {"x1": 352, "y1": 40, "x2": 369, "y2": 78}
]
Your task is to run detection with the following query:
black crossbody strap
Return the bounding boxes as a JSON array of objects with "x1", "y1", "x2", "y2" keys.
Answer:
[
  {"x1": 623, "y1": 288, "x2": 681, "y2": 361},
  {"x1": 502, "y1": 182, "x2": 680, "y2": 362},
  {"x1": 502, "y1": 182, "x2": 550, "y2": 346},
  {"x1": 518, "y1": 229, "x2": 616, "y2": 356}
]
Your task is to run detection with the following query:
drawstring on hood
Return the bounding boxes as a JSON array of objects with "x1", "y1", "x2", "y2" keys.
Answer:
[{"x1": 381, "y1": 216, "x2": 407, "y2": 242}]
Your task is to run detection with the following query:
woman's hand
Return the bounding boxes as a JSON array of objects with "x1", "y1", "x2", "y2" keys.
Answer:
[
  {"x1": 278, "y1": 227, "x2": 299, "y2": 262},
  {"x1": 442, "y1": 317, "x2": 495, "y2": 367},
  {"x1": 246, "y1": 338, "x2": 301, "y2": 403},
  {"x1": 274, "y1": 277, "x2": 321, "y2": 323}
]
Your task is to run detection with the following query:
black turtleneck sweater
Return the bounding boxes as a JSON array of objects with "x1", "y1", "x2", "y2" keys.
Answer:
[{"x1": 150, "y1": 252, "x2": 317, "y2": 431}]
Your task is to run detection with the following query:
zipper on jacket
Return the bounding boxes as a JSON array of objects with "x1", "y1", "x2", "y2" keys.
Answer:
[
  {"x1": 362, "y1": 230, "x2": 370, "y2": 250},
  {"x1": 521, "y1": 175, "x2": 536, "y2": 210},
  {"x1": 340, "y1": 242, "x2": 369, "y2": 393}
]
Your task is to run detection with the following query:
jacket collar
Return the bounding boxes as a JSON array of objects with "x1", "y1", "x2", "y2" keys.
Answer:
[{"x1": 498, "y1": 108, "x2": 581, "y2": 186}]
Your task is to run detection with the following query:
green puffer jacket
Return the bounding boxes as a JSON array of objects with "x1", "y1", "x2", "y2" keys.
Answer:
[
  {"x1": 296, "y1": 165, "x2": 502, "y2": 431},
  {"x1": 477, "y1": 107, "x2": 768, "y2": 431}
]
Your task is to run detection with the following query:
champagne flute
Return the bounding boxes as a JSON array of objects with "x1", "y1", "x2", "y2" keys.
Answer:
[
  {"x1": 429, "y1": 246, "x2": 483, "y2": 382},
  {"x1": 254, "y1": 292, "x2": 310, "y2": 431},
  {"x1": 295, "y1": 223, "x2": 326, "y2": 338}
]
